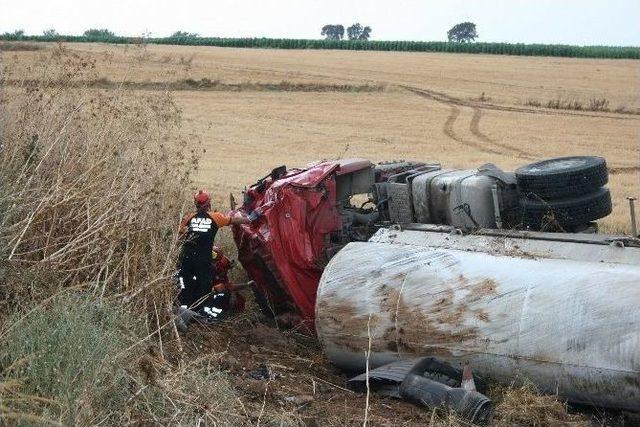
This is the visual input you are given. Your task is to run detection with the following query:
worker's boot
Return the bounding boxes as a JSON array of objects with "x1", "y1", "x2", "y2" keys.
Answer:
[
  {"x1": 175, "y1": 305, "x2": 197, "y2": 332},
  {"x1": 200, "y1": 305, "x2": 224, "y2": 324},
  {"x1": 197, "y1": 292, "x2": 229, "y2": 324}
]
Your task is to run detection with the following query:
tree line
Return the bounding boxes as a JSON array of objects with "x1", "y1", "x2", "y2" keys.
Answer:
[
  {"x1": 1, "y1": 27, "x2": 637, "y2": 59},
  {"x1": 320, "y1": 22, "x2": 478, "y2": 42},
  {"x1": 321, "y1": 23, "x2": 371, "y2": 41},
  {"x1": 2, "y1": 22, "x2": 478, "y2": 43}
]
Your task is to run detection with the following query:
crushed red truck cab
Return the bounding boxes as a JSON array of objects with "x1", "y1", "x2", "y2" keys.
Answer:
[{"x1": 232, "y1": 159, "x2": 375, "y2": 326}]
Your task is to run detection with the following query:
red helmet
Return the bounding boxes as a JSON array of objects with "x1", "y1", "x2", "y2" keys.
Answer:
[{"x1": 194, "y1": 190, "x2": 211, "y2": 209}]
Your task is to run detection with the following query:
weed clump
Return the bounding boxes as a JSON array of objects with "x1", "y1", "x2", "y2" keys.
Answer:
[
  {"x1": 525, "y1": 95, "x2": 639, "y2": 114},
  {"x1": 491, "y1": 383, "x2": 589, "y2": 426},
  {"x1": 0, "y1": 296, "x2": 136, "y2": 424}
]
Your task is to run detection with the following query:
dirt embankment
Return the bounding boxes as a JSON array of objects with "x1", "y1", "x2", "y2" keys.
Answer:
[
  {"x1": 159, "y1": 305, "x2": 639, "y2": 427},
  {"x1": 169, "y1": 312, "x2": 440, "y2": 426}
]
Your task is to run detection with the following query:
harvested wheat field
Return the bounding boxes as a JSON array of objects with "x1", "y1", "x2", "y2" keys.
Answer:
[{"x1": 5, "y1": 41, "x2": 639, "y2": 232}]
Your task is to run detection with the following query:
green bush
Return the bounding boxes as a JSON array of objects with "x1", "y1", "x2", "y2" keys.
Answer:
[
  {"x1": 0, "y1": 295, "x2": 242, "y2": 425},
  {"x1": 0, "y1": 295, "x2": 138, "y2": 425},
  {"x1": 82, "y1": 28, "x2": 116, "y2": 39}
]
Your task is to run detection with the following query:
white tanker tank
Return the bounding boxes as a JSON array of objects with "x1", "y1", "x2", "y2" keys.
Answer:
[{"x1": 315, "y1": 225, "x2": 640, "y2": 411}]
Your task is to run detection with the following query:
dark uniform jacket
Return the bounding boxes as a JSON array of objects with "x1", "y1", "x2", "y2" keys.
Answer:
[{"x1": 178, "y1": 210, "x2": 231, "y2": 307}]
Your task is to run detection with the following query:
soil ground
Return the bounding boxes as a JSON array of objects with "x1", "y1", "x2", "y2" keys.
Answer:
[
  {"x1": 173, "y1": 311, "x2": 443, "y2": 426},
  {"x1": 162, "y1": 301, "x2": 637, "y2": 426}
]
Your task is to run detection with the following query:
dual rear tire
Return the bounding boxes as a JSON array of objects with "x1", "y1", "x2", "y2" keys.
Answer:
[{"x1": 515, "y1": 156, "x2": 612, "y2": 230}]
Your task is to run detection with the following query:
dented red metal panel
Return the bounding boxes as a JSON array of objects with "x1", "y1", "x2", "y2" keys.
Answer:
[
  {"x1": 233, "y1": 162, "x2": 342, "y2": 323},
  {"x1": 335, "y1": 158, "x2": 373, "y2": 175}
]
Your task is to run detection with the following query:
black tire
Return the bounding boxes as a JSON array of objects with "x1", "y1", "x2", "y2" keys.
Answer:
[
  {"x1": 516, "y1": 156, "x2": 608, "y2": 199},
  {"x1": 520, "y1": 187, "x2": 612, "y2": 230}
]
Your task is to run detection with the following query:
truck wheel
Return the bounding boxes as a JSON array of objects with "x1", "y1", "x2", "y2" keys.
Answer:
[
  {"x1": 520, "y1": 187, "x2": 612, "y2": 230},
  {"x1": 516, "y1": 156, "x2": 608, "y2": 199}
]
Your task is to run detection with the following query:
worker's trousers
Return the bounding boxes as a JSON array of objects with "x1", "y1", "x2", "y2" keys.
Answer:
[{"x1": 178, "y1": 254, "x2": 213, "y2": 310}]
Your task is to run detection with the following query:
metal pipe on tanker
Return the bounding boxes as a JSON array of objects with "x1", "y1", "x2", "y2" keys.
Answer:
[
  {"x1": 490, "y1": 184, "x2": 502, "y2": 229},
  {"x1": 629, "y1": 197, "x2": 638, "y2": 237},
  {"x1": 315, "y1": 239, "x2": 640, "y2": 411}
]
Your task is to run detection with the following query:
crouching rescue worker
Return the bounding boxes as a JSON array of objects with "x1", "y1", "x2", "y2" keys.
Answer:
[{"x1": 176, "y1": 190, "x2": 250, "y2": 328}]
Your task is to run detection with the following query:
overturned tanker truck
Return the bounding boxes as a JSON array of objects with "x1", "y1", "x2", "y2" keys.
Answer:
[{"x1": 232, "y1": 156, "x2": 640, "y2": 415}]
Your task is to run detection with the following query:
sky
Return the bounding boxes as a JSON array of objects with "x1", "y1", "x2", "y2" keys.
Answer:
[{"x1": 1, "y1": 0, "x2": 639, "y2": 46}]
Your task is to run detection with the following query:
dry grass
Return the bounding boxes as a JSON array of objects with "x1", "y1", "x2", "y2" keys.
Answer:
[
  {"x1": 491, "y1": 383, "x2": 590, "y2": 426},
  {"x1": 526, "y1": 96, "x2": 640, "y2": 115},
  {"x1": 0, "y1": 48, "x2": 196, "y2": 306},
  {"x1": 0, "y1": 47, "x2": 203, "y2": 425}
]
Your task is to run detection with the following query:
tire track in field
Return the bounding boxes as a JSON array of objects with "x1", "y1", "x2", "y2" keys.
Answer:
[
  {"x1": 469, "y1": 108, "x2": 536, "y2": 160},
  {"x1": 401, "y1": 85, "x2": 635, "y2": 121},
  {"x1": 405, "y1": 85, "x2": 528, "y2": 158},
  {"x1": 442, "y1": 105, "x2": 502, "y2": 155},
  {"x1": 443, "y1": 105, "x2": 462, "y2": 142},
  {"x1": 469, "y1": 108, "x2": 493, "y2": 143},
  {"x1": 609, "y1": 166, "x2": 640, "y2": 175},
  {"x1": 427, "y1": 90, "x2": 504, "y2": 155}
]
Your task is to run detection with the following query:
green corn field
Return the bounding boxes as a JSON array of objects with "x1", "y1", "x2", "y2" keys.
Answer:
[{"x1": 2, "y1": 34, "x2": 638, "y2": 59}]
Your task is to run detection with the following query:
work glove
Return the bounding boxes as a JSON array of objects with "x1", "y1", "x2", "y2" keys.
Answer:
[{"x1": 248, "y1": 209, "x2": 262, "y2": 222}]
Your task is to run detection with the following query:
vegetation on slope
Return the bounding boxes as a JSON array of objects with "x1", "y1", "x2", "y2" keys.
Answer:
[{"x1": 0, "y1": 46, "x2": 213, "y2": 425}]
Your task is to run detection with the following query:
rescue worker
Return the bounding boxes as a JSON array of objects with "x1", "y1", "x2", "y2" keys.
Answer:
[{"x1": 177, "y1": 190, "x2": 250, "y2": 322}]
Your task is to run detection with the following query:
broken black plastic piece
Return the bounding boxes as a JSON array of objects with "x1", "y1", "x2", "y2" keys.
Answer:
[
  {"x1": 347, "y1": 357, "x2": 492, "y2": 424},
  {"x1": 399, "y1": 358, "x2": 492, "y2": 424},
  {"x1": 270, "y1": 165, "x2": 287, "y2": 181}
]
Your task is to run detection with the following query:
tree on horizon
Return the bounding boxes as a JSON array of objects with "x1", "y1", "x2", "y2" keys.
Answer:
[
  {"x1": 321, "y1": 25, "x2": 344, "y2": 40},
  {"x1": 170, "y1": 31, "x2": 199, "y2": 38},
  {"x1": 347, "y1": 23, "x2": 372, "y2": 40},
  {"x1": 43, "y1": 29, "x2": 59, "y2": 38},
  {"x1": 83, "y1": 28, "x2": 116, "y2": 38},
  {"x1": 447, "y1": 22, "x2": 478, "y2": 43}
]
